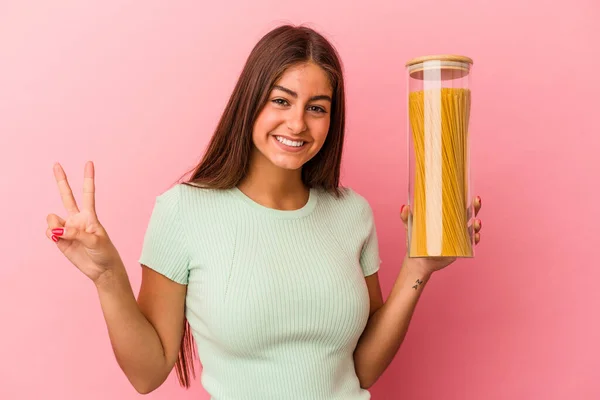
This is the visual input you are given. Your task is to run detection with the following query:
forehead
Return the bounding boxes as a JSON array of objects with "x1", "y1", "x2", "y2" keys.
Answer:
[{"x1": 274, "y1": 62, "x2": 332, "y2": 96}]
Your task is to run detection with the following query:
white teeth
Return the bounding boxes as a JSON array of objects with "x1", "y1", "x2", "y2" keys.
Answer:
[{"x1": 276, "y1": 136, "x2": 304, "y2": 147}]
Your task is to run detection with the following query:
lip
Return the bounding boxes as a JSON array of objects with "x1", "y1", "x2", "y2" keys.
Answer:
[
  {"x1": 273, "y1": 134, "x2": 308, "y2": 142},
  {"x1": 271, "y1": 135, "x2": 308, "y2": 153}
]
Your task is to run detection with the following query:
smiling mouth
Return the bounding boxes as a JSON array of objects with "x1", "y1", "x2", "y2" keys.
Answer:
[{"x1": 274, "y1": 135, "x2": 306, "y2": 148}]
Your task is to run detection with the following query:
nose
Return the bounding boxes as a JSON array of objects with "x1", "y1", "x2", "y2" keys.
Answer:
[{"x1": 286, "y1": 108, "x2": 307, "y2": 135}]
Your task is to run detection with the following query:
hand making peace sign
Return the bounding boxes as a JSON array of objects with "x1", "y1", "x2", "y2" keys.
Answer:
[{"x1": 46, "y1": 161, "x2": 122, "y2": 283}]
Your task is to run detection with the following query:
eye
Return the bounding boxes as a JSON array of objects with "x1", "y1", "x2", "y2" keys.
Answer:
[
  {"x1": 272, "y1": 98, "x2": 289, "y2": 106},
  {"x1": 308, "y1": 105, "x2": 327, "y2": 114}
]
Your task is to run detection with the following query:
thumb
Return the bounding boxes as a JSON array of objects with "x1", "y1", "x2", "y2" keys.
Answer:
[
  {"x1": 400, "y1": 204, "x2": 411, "y2": 249},
  {"x1": 51, "y1": 226, "x2": 98, "y2": 248},
  {"x1": 400, "y1": 204, "x2": 411, "y2": 225}
]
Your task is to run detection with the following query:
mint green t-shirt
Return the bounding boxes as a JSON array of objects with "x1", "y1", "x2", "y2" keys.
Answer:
[{"x1": 138, "y1": 183, "x2": 381, "y2": 400}]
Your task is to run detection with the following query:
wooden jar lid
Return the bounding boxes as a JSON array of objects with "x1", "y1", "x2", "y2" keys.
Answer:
[{"x1": 406, "y1": 54, "x2": 473, "y2": 80}]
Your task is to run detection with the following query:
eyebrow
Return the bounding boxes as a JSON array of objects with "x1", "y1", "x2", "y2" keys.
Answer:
[{"x1": 272, "y1": 85, "x2": 332, "y2": 102}]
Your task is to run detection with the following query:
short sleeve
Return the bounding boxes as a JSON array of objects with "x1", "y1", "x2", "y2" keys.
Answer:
[
  {"x1": 359, "y1": 201, "x2": 382, "y2": 277},
  {"x1": 138, "y1": 185, "x2": 190, "y2": 284}
]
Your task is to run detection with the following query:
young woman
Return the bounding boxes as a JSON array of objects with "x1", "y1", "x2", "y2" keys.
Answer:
[{"x1": 47, "y1": 24, "x2": 482, "y2": 399}]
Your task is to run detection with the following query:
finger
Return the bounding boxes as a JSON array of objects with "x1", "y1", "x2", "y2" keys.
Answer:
[
  {"x1": 82, "y1": 161, "x2": 96, "y2": 216},
  {"x1": 468, "y1": 219, "x2": 482, "y2": 239},
  {"x1": 400, "y1": 204, "x2": 410, "y2": 248},
  {"x1": 46, "y1": 213, "x2": 65, "y2": 239},
  {"x1": 51, "y1": 225, "x2": 98, "y2": 248},
  {"x1": 53, "y1": 163, "x2": 80, "y2": 216},
  {"x1": 400, "y1": 204, "x2": 410, "y2": 225},
  {"x1": 474, "y1": 232, "x2": 480, "y2": 245},
  {"x1": 467, "y1": 196, "x2": 482, "y2": 220},
  {"x1": 474, "y1": 218, "x2": 482, "y2": 233},
  {"x1": 46, "y1": 213, "x2": 65, "y2": 226}
]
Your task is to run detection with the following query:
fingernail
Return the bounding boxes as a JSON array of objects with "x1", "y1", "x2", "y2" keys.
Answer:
[
  {"x1": 52, "y1": 228, "x2": 64, "y2": 236},
  {"x1": 401, "y1": 205, "x2": 406, "y2": 213},
  {"x1": 51, "y1": 235, "x2": 59, "y2": 242}
]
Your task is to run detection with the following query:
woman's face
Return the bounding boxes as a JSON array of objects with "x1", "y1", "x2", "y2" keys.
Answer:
[{"x1": 251, "y1": 62, "x2": 333, "y2": 172}]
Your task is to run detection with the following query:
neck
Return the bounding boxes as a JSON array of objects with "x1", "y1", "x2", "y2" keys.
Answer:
[{"x1": 237, "y1": 152, "x2": 309, "y2": 211}]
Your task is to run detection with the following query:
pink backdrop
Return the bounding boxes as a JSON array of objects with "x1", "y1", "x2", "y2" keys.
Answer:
[{"x1": 1, "y1": 1, "x2": 598, "y2": 399}]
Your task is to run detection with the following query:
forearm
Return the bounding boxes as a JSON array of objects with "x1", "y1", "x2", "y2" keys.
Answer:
[
  {"x1": 354, "y1": 256, "x2": 432, "y2": 388},
  {"x1": 94, "y1": 263, "x2": 169, "y2": 393}
]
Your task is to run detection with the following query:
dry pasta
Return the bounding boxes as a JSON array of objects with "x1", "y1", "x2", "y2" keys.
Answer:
[{"x1": 408, "y1": 87, "x2": 472, "y2": 257}]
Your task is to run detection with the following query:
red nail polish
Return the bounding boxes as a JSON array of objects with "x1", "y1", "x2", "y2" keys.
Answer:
[
  {"x1": 51, "y1": 235, "x2": 59, "y2": 242},
  {"x1": 52, "y1": 228, "x2": 64, "y2": 236}
]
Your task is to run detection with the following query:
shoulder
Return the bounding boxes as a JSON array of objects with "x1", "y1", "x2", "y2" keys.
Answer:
[
  {"x1": 341, "y1": 186, "x2": 372, "y2": 209},
  {"x1": 315, "y1": 185, "x2": 375, "y2": 225},
  {"x1": 150, "y1": 183, "x2": 234, "y2": 218},
  {"x1": 320, "y1": 185, "x2": 372, "y2": 209},
  {"x1": 160, "y1": 182, "x2": 233, "y2": 203}
]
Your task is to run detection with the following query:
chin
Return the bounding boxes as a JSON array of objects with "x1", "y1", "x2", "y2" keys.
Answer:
[{"x1": 268, "y1": 156, "x2": 306, "y2": 171}]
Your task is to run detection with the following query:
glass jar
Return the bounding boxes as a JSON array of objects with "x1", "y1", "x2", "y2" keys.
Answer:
[{"x1": 405, "y1": 54, "x2": 475, "y2": 258}]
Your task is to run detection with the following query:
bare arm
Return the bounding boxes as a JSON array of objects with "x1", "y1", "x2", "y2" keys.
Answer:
[
  {"x1": 353, "y1": 256, "x2": 431, "y2": 389},
  {"x1": 94, "y1": 263, "x2": 187, "y2": 394},
  {"x1": 48, "y1": 162, "x2": 187, "y2": 394},
  {"x1": 353, "y1": 200, "x2": 482, "y2": 388}
]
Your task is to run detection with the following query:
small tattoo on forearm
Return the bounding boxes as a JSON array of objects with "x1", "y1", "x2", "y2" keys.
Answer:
[{"x1": 412, "y1": 279, "x2": 424, "y2": 290}]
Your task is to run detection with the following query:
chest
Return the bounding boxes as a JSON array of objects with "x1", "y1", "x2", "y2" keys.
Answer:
[{"x1": 186, "y1": 219, "x2": 371, "y2": 356}]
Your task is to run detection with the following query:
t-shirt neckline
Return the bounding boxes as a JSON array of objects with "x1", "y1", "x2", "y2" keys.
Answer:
[{"x1": 231, "y1": 186, "x2": 318, "y2": 219}]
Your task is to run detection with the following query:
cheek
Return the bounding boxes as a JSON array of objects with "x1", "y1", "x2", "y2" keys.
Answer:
[
  {"x1": 309, "y1": 118, "x2": 331, "y2": 144},
  {"x1": 254, "y1": 108, "x2": 281, "y2": 137}
]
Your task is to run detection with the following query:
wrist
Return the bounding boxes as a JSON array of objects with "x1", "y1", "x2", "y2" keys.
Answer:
[
  {"x1": 403, "y1": 256, "x2": 434, "y2": 280},
  {"x1": 93, "y1": 268, "x2": 116, "y2": 291},
  {"x1": 93, "y1": 262, "x2": 125, "y2": 292}
]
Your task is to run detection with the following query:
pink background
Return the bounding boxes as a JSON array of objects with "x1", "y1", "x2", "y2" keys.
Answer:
[{"x1": 1, "y1": 1, "x2": 599, "y2": 399}]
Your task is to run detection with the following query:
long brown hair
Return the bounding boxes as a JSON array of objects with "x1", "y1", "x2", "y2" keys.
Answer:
[{"x1": 173, "y1": 24, "x2": 347, "y2": 388}]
